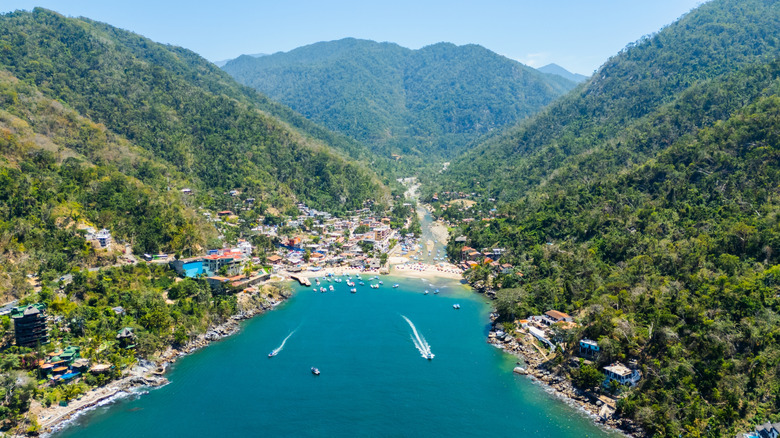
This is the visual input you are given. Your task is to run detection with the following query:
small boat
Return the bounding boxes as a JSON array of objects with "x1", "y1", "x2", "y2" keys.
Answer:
[
  {"x1": 320, "y1": 287, "x2": 326, "y2": 293},
  {"x1": 311, "y1": 367, "x2": 320, "y2": 375},
  {"x1": 370, "y1": 284, "x2": 379, "y2": 289},
  {"x1": 329, "y1": 285, "x2": 334, "y2": 291},
  {"x1": 379, "y1": 281, "x2": 383, "y2": 285},
  {"x1": 434, "y1": 289, "x2": 439, "y2": 294},
  {"x1": 453, "y1": 304, "x2": 460, "y2": 309},
  {"x1": 424, "y1": 290, "x2": 429, "y2": 295},
  {"x1": 359, "y1": 281, "x2": 365, "y2": 286},
  {"x1": 393, "y1": 284, "x2": 399, "y2": 288},
  {"x1": 350, "y1": 288, "x2": 357, "y2": 293},
  {"x1": 425, "y1": 353, "x2": 435, "y2": 360},
  {"x1": 268, "y1": 351, "x2": 277, "y2": 358}
]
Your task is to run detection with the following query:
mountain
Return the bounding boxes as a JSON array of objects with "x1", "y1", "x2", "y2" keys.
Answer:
[
  {"x1": 222, "y1": 38, "x2": 577, "y2": 164},
  {"x1": 439, "y1": 0, "x2": 780, "y2": 201},
  {"x1": 0, "y1": 9, "x2": 385, "y2": 214},
  {"x1": 0, "y1": 8, "x2": 388, "y2": 298},
  {"x1": 537, "y1": 63, "x2": 588, "y2": 83},
  {"x1": 213, "y1": 53, "x2": 266, "y2": 67},
  {"x1": 435, "y1": 0, "x2": 780, "y2": 434}
]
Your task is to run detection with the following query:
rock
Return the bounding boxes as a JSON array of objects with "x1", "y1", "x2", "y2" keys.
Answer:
[{"x1": 513, "y1": 367, "x2": 527, "y2": 375}]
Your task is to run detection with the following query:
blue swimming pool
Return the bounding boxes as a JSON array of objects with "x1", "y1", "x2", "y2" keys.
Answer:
[{"x1": 182, "y1": 261, "x2": 209, "y2": 277}]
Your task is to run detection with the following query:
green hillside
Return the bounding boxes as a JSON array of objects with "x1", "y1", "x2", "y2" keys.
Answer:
[
  {"x1": 438, "y1": 0, "x2": 780, "y2": 200},
  {"x1": 222, "y1": 38, "x2": 576, "y2": 165},
  {"x1": 0, "y1": 9, "x2": 386, "y2": 214},
  {"x1": 437, "y1": 0, "x2": 780, "y2": 435}
]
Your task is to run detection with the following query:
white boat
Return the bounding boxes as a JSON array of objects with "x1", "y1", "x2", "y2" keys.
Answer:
[
  {"x1": 434, "y1": 289, "x2": 439, "y2": 294},
  {"x1": 453, "y1": 304, "x2": 461, "y2": 309},
  {"x1": 424, "y1": 290, "x2": 429, "y2": 295},
  {"x1": 425, "y1": 353, "x2": 435, "y2": 360},
  {"x1": 393, "y1": 284, "x2": 399, "y2": 288},
  {"x1": 311, "y1": 367, "x2": 320, "y2": 375},
  {"x1": 320, "y1": 287, "x2": 326, "y2": 292},
  {"x1": 329, "y1": 285, "x2": 334, "y2": 291},
  {"x1": 268, "y1": 351, "x2": 277, "y2": 358},
  {"x1": 359, "y1": 281, "x2": 365, "y2": 286},
  {"x1": 379, "y1": 281, "x2": 383, "y2": 285},
  {"x1": 350, "y1": 288, "x2": 357, "y2": 293},
  {"x1": 370, "y1": 284, "x2": 379, "y2": 289}
]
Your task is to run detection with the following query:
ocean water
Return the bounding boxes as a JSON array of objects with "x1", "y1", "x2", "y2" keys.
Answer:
[{"x1": 55, "y1": 277, "x2": 618, "y2": 437}]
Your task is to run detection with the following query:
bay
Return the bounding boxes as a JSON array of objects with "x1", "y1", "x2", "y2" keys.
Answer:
[{"x1": 55, "y1": 277, "x2": 618, "y2": 437}]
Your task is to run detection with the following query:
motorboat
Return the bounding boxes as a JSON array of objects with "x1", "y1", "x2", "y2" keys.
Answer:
[
  {"x1": 370, "y1": 284, "x2": 379, "y2": 289},
  {"x1": 379, "y1": 281, "x2": 383, "y2": 285},
  {"x1": 393, "y1": 284, "x2": 399, "y2": 288},
  {"x1": 329, "y1": 285, "x2": 334, "y2": 291},
  {"x1": 311, "y1": 367, "x2": 320, "y2": 375},
  {"x1": 434, "y1": 289, "x2": 439, "y2": 294},
  {"x1": 359, "y1": 281, "x2": 365, "y2": 286},
  {"x1": 350, "y1": 288, "x2": 357, "y2": 293},
  {"x1": 425, "y1": 353, "x2": 434, "y2": 360},
  {"x1": 453, "y1": 304, "x2": 461, "y2": 309},
  {"x1": 424, "y1": 290, "x2": 429, "y2": 295},
  {"x1": 320, "y1": 287, "x2": 326, "y2": 292},
  {"x1": 268, "y1": 351, "x2": 277, "y2": 358}
]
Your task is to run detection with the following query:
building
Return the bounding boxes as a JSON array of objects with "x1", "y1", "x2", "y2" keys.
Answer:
[
  {"x1": 116, "y1": 327, "x2": 136, "y2": 349},
  {"x1": 204, "y1": 253, "x2": 244, "y2": 276},
  {"x1": 236, "y1": 240, "x2": 253, "y2": 257},
  {"x1": 603, "y1": 362, "x2": 641, "y2": 387},
  {"x1": 95, "y1": 228, "x2": 112, "y2": 248},
  {"x1": 737, "y1": 422, "x2": 780, "y2": 438},
  {"x1": 11, "y1": 303, "x2": 49, "y2": 347},
  {"x1": 579, "y1": 339, "x2": 600, "y2": 358},
  {"x1": 540, "y1": 310, "x2": 573, "y2": 326}
]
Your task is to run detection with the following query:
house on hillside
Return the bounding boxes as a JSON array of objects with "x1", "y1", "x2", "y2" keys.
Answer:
[
  {"x1": 603, "y1": 362, "x2": 641, "y2": 387},
  {"x1": 579, "y1": 339, "x2": 600, "y2": 358},
  {"x1": 540, "y1": 310, "x2": 573, "y2": 326}
]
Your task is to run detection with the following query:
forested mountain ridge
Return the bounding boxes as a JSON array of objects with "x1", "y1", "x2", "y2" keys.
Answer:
[
  {"x1": 435, "y1": 0, "x2": 780, "y2": 434},
  {"x1": 537, "y1": 63, "x2": 588, "y2": 83},
  {"x1": 222, "y1": 38, "x2": 577, "y2": 164},
  {"x1": 438, "y1": 0, "x2": 780, "y2": 200},
  {"x1": 0, "y1": 9, "x2": 387, "y2": 214}
]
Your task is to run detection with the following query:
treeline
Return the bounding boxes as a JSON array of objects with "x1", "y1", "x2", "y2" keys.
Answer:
[
  {"x1": 449, "y1": 77, "x2": 780, "y2": 436},
  {"x1": 223, "y1": 38, "x2": 576, "y2": 163},
  {"x1": 438, "y1": 0, "x2": 780, "y2": 201},
  {"x1": 0, "y1": 8, "x2": 386, "y2": 213}
]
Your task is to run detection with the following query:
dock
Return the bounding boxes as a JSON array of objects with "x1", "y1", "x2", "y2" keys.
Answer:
[{"x1": 290, "y1": 275, "x2": 311, "y2": 287}]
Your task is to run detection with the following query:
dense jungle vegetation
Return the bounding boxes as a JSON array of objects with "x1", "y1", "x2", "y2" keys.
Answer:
[{"x1": 223, "y1": 38, "x2": 576, "y2": 166}]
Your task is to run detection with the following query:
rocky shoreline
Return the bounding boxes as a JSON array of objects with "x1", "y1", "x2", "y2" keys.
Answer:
[
  {"x1": 486, "y1": 320, "x2": 644, "y2": 437},
  {"x1": 36, "y1": 288, "x2": 291, "y2": 436}
]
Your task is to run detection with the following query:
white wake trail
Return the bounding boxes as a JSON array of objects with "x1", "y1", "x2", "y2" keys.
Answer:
[
  {"x1": 272, "y1": 329, "x2": 296, "y2": 355},
  {"x1": 401, "y1": 315, "x2": 433, "y2": 358}
]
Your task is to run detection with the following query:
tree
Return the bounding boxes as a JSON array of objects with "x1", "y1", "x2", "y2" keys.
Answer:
[{"x1": 571, "y1": 361, "x2": 604, "y2": 389}]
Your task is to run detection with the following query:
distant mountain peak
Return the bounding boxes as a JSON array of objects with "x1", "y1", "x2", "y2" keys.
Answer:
[{"x1": 537, "y1": 63, "x2": 588, "y2": 83}]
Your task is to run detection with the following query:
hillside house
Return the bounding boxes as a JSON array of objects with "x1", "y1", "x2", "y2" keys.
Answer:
[
  {"x1": 541, "y1": 310, "x2": 573, "y2": 326},
  {"x1": 603, "y1": 362, "x2": 641, "y2": 387},
  {"x1": 579, "y1": 339, "x2": 600, "y2": 358}
]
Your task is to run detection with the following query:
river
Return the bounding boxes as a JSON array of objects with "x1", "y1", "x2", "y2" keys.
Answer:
[{"x1": 55, "y1": 276, "x2": 618, "y2": 437}]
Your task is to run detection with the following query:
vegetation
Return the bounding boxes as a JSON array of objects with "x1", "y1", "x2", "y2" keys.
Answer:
[
  {"x1": 0, "y1": 9, "x2": 387, "y2": 215},
  {"x1": 437, "y1": 0, "x2": 780, "y2": 201},
  {"x1": 447, "y1": 61, "x2": 780, "y2": 438},
  {"x1": 223, "y1": 38, "x2": 576, "y2": 167}
]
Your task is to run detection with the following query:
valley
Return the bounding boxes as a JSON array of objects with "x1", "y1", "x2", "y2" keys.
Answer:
[{"x1": 0, "y1": 1, "x2": 779, "y2": 437}]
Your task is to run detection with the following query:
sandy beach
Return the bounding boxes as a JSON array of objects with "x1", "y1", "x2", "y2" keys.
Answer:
[{"x1": 390, "y1": 262, "x2": 463, "y2": 280}]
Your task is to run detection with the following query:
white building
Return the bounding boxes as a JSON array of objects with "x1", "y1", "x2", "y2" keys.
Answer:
[
  {"x1": 603, "y1": 362, "x2": 641, "y2": 387},
  {"x1": 96, "y1": 229, "x2": 112, "y2": 248}
]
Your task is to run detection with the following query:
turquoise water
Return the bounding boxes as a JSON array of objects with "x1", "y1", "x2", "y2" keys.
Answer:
[
  {"x1": 56, "y1": 277, "x2": 618, "y2": 437},
  {"x1": 182, "y1": 261, "x2": 208, "y2": 278}
]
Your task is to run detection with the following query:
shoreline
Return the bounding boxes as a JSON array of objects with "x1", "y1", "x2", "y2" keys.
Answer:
[
  {"x1": 35, "y1": 286, "x2": 292, "y2": 436},
  {"x1": 485, "y1": 318, "x2": 644, "y2": 437}
]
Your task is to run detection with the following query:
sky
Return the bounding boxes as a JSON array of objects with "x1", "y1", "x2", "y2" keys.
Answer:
[{"x1": 1, "y1": 1, "x2": 707, "y2": 74}]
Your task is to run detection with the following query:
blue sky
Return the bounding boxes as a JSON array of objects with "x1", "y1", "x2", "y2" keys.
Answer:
[{"x1": 2, "y1": 1, "x2": 706, "y2": 74}]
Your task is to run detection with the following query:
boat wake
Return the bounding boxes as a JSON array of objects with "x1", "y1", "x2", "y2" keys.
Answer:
[
  {"x1": 401, "y1": 315, "x2": 434, "y2": 359},
  {"x1": 270, "y1": 329, "x2": 296, "y2": 357}
]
